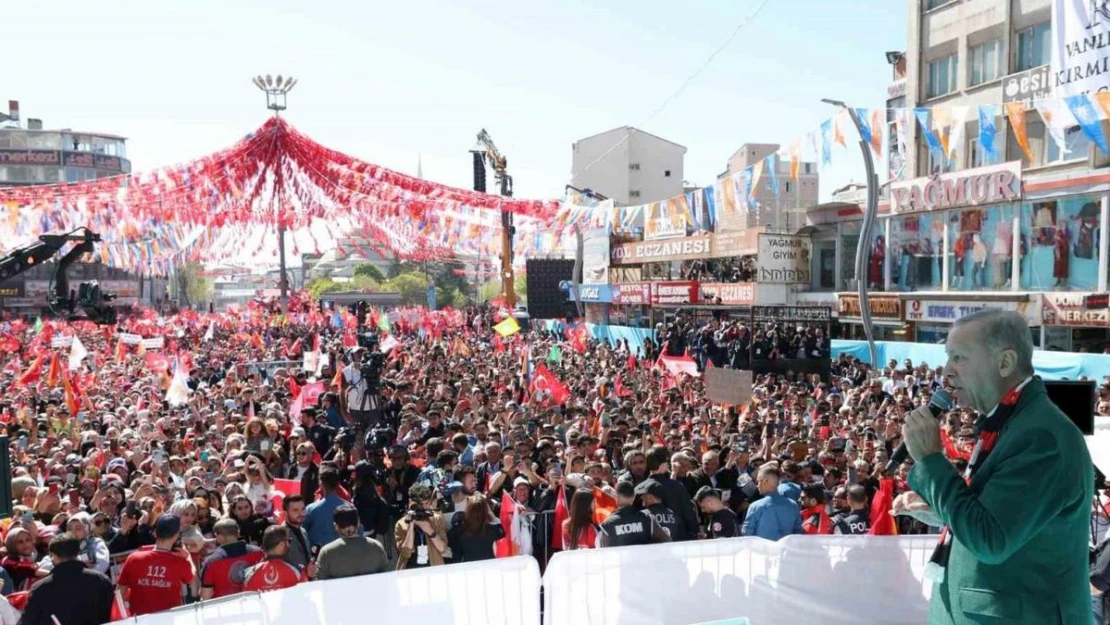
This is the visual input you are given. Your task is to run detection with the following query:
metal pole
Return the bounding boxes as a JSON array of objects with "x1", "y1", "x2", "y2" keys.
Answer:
[
  {"x1": 836, "y1": 104, "x2": 880, "y2": 367},
  {"x1": 277, "y1": 221, "x2": 289, "y2": 303}
]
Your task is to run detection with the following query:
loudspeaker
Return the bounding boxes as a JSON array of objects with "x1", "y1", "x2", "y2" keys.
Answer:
[{"x1": 525, "y1": 259, "x2": 575, "y2": 320}]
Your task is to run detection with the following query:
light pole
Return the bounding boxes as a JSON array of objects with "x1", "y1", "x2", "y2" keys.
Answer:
[
  {"x1": 821, "y1": 98, "x2": 879, "y2": 366},
  {"x1": 252, "y1": 74, "x2": 297, "y2": 304}
]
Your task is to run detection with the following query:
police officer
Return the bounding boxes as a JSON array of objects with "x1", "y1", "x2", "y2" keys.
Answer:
[
  {"x1": 600, "y1": 481, "x2": 671, "y2": 547},
  {"x1": 635, "y1": 479, "x2": 679, "y2": 540},
  {"x1": 832, "y1": 485, "x2": 871, "y2": 535}
]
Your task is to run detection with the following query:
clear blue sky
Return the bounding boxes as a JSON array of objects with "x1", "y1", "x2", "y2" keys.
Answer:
[{"x1": 7, "y1": 0, "x2": 907, "y2": 202}]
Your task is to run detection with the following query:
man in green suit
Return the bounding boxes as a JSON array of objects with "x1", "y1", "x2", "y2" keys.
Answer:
[{"x1": 896, "y1": 309, "x2": 1094, "y2": 624}]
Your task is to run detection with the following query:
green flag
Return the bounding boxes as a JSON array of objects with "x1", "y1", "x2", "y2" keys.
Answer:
[
  {"x1": 547, "y1": 344, "x2": 562, "y2": 363},
  {"x1": 377, "y1": 309, "x2": 391, "y2": 332},
  {"x1": 33, "y1": 317, "x2": 43, "y2": 334}
]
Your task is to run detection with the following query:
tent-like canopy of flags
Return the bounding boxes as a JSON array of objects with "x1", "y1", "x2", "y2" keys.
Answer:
[{"x1": 0, "y1": 117, "x2": 559, "y2": 275}]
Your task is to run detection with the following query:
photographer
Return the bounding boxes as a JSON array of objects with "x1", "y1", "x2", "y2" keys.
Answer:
[
  {"x1": 394, "y1": 484, "x2": 448, "y2": 570},
  {"x1": 340, "y1": 346, "x2": 382, "y2": 428}
]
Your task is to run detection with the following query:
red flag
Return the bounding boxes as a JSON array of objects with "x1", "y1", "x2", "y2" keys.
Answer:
[
  {"x1": 551, "y1": 485, "x2": 569, "y2": 550},
  {"x1": 658, "y1": 355, "x2": 700, "y2": 378},
  {"x1": 592, "y1": 487, "x2": 617, "y2": 524},
  {"x1": 613, "y1": 374, "x2": 633, "y2": 398},
  {"x1": 492, "y1": 335, "x2": 505, "y2": 353},
  {"x1": 16, "y1": 354, "x2": 45, "y2": 388},
  {"x1": 62, "y1": 369, "x2": 80, "y2": 416},
  {"x1": 287, "y1": 376, "x2": 301, "y2": 400},
  {"x1": 495, "y1": 492, "x2": 517, "y2": 558},
  {"x1": 869, "y1": 477, "x2": 898, "y2": 536},
  {"x1": 145, "y1": 352, "x2": 169, "y2": 375},
  {"x1": 272, "y1": 479, "x2": 301, "y2": 498},
  {"x1": 530, "y1": 364, "x2": 570, "y2": 405},
  {"x1": 626, "y1": 353, "x2": 636, "y2": 371},
  {"x1": 571, "y1": 325, "x2": 589, "y2": 354},
  {"x1": 113, "y1": 340, "x2": 127, "y2": 363},
  {"x1": 940, "y1": 428, "x2": 971, "y2": 461},
  {"x1": 45, "y1": 353, "x2": 61, "y2": 388}
]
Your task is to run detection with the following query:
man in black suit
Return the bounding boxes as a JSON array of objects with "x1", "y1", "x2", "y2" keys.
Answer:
[
  {"x1": 19, "y1": 533, "x2": 114, "y2": 625},
  {"x1": 287, "y1": 441, "x2": 320, "y2": 504}
]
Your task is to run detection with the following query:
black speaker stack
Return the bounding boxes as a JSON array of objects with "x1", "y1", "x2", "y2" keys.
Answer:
[{"x1": 525, "y1": 259, "x2": 576, "y2": 320}]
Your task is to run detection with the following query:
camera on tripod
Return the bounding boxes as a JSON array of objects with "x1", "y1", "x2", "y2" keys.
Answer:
[{"x1": 356, "y1": 331, "x2": 386, "y2": 396}]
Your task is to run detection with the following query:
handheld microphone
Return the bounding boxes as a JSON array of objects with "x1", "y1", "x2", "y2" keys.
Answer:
[{"x1": 884, "y1": 388, "x2": 952, "y2": 474}]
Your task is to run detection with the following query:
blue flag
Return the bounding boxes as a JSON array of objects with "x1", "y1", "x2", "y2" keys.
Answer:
[
  {"x1": 855, "y1": 108, "x2": 873, "y2": 145},
  {"x1": 978, "y1": 104, "x2": 1000, "y2": 161},
  {"x1": 820, "y1": 120, "x2": 832, "y2": 165},
  {"x1": 914, "y1": 108, "x2": 943, "y2": 153},
  {"x1": 1065, "y1": 94, "x2": 1109, "y2": 155},
  {"x1": 766, "y1": 153, "x2": 780, "y2": 196},
  {"x1": 703, "y1": 186, "x2": 716, "y2": 228}
]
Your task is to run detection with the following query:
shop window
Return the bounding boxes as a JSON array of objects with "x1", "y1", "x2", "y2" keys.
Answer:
[
  {"x1": 948, "y1": 203, "x2": 1016, "y2": 291},
  {"x1": 864, "y1": 223, "x2": 886, "y2": 292},
  {"x1": 1045, "y1": 126, "x2": 1092, "y2": 164},
  {"x1": 1019, "y1": 195, "x2": 1101, "y2": 291},
  {"x1": 889, "y1": 214, "x2": 943, "y2": 292}
]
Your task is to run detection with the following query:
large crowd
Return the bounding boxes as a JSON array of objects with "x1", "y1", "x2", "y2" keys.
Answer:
[{"x1": 0, "y1": 297, "x2": 1106, "y2": 625}]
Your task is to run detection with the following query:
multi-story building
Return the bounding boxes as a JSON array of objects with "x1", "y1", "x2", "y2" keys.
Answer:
[
  {"x1": 793, "y1": 2, "x2": 1110, "y2": 353},
  {"x1": 717, "y1": 143, "x2": 820, "y2": 232},
  {"x1": 0, "y1": 101, "x2": 131, "y2": 185},
  {"x1": 0, "y1": 101, "x2": 159, "y2": 312},
  {"x1": 570, "y1": 126, "x2": 686, "y2": 206}
]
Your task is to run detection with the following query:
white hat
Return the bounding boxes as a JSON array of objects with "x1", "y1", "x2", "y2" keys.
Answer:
[{"x1": 513, "y1": 476, "x2": 531, "y2": 488}]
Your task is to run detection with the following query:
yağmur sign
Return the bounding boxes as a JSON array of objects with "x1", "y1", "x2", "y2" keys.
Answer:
[{"x1": 890, "y1": 162, "x2": 1022, "y2": 214}]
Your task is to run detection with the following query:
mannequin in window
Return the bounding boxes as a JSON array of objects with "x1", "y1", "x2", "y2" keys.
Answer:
[
  {"x1": 971, "y1": 233, "x2": 988, "y2": 289},
  {"x1": 952, "y1": 232, "x2": 969, "y2": 289},
  {"x1": 1053, "y1": 223, "x2": 1070, "y2": 287},
  {"x1": 992, "y1": 219, "x2": 1013, "y2": 289}
]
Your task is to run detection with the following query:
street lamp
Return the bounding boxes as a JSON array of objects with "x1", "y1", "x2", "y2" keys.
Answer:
[
  {"x1": 252, "y1": 74, "x2": 297, "y2": 305},
  {"x1": 821, "y1": 98, "x2": 879, "y2": 367},
  {"x1": 252, "y1": 74, "x2": 297, "y2": 115}
]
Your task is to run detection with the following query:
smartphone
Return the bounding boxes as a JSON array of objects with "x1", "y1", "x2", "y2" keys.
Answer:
[
  {"x1": 551, "y1": 462, "x2": 563, "y2": 477},
  {"x1": 21, "y1": 510, "x2": 33, "y2": 523},
  {"x1": 48, "y1": 483, "x2": 59, "y2": 496},
  {"x1": 17, "y1": 436, "x2": 26, "y2": 451},
  {"x1": 200, "y1": 450, "x2": 209, "y2": 462},
  {"x1": 68, "y1": 490, "x2": 80, "y2": 507},
  {"x1": 152, "y1": 450, "x2": 165, "y2": 466}
]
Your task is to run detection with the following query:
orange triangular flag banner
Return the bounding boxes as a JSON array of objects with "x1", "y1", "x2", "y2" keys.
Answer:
[{"x1": 1005, "y1": 102, "x2": 1034, "y2": 162}]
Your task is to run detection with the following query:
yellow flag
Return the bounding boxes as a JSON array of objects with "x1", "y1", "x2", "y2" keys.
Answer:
[{"x1": 494, "y1": 316, "x2": 521, "y2": 337}]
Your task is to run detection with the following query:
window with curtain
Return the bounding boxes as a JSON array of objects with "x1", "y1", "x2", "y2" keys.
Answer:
[
  {"x1": 969, "y1": 40, "x2": 1002, "y2": 86},
  {"x1": 927, "y1": 55, "x2": 958, "y2": 98},
  {"x1": 1015, "y1": 23, "x2": 1050, "y2": 71}
]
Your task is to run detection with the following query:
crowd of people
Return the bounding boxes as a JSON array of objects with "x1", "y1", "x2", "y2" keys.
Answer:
[{"x1": 0, "y1": 297, "x2": 1105, "y2": 625}]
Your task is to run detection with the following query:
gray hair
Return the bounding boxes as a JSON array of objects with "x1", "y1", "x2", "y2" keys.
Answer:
[{"x1": 954, "y1": 309, "x2": 1034, "y2": 375}]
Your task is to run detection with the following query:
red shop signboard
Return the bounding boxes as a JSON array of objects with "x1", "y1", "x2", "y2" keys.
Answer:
[
  {"x1": 614, "y1": 283, "x2": 651, "y2": 306},
  {"x1": 651, "y1": 281, "x2": 699, "y2": 306}
]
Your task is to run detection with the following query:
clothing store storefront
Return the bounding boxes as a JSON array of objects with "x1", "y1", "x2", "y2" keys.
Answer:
[{"x1": 864, "y1": 162, "x2": 1108, "y2": 297}]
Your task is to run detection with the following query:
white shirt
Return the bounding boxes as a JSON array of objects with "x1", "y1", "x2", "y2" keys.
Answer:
[{"x1": 343, "y1": 365, "x2": 367, "y2": 410}]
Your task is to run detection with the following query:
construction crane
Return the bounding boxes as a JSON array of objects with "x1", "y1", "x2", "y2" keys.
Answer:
[
  {"x1": 473, "y1": 129, "x2": 516, "y2": 309},
  {"x1": 0, "y1": 227, "x2": 117, "y2": 324}
]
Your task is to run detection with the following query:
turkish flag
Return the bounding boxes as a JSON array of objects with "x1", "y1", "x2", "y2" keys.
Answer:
[
  {"x1": 530, "y1": 364, "x2": 571, "y2": 405},
  {"x1": 592, "y1": 487, "x2": 617, "y2": 524},
  {"x1": 869, "y1": 477, "x2": 898, "y2": 536}
]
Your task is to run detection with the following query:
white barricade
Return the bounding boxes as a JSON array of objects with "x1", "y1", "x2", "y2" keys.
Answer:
[
  {"x1": 542, "y1": 535, "x2": 937, "y2": 625},
  {"x1": 111, "y1": 556, "x2": 541, "y2": 625}
]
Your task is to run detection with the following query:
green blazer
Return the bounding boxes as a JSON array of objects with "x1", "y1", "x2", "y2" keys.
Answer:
[{"x1": 908, "y1": 378, "x2": 1094, "y2": 625}]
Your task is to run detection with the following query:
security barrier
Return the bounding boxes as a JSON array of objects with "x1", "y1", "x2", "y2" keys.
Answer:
[{"x1": 111, "y1": 536, "x2": 946, "y2": 625}]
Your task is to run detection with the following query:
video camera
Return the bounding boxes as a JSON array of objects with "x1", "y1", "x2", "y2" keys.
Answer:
[{"x1": 356, "y1": 332, "x2": 386, "y2": 395}]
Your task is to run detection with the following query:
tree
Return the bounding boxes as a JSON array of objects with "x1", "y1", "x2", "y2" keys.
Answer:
[
  {"x1": 353, "y1": 263, "x2": 386, "y2": 282},
  {"x1": 174, "y1": 262, "x2": 211, "y2": 308},
  {"x1": 307, "y1": 277, "x2": 344, "y2": 301},
  {"x1": 381, "y1": 272, "x2": 429, "y2": 306}
]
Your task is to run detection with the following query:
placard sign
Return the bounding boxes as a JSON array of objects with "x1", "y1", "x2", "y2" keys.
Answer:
[{"x1": 705, "y1": 368, "x2": 752, "y2": 406}]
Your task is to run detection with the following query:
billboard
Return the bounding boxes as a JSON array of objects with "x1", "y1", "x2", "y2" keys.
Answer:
[
  {"x1": 581, "y1": 229, "x2": 610, "y2": 284},
  {"x1": 757, "y1": 234, "x2": 811, "y2": 283}
]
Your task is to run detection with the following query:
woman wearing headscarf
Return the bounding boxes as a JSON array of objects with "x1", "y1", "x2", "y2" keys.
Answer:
[{"x1": 1, "y1": 528, "x2": 47, "y2": 591}]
